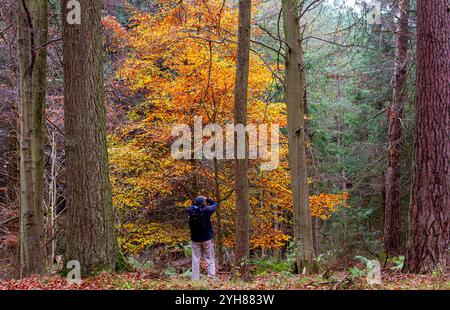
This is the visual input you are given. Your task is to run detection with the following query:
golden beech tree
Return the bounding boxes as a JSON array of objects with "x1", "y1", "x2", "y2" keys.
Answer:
[{"x1": 104, "y1": 0, "x2": 350, "y2": 257}]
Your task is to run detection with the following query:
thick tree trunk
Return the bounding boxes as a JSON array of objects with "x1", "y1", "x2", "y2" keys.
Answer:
[
  {"x1": 282, "y1": 0, "x2": 317, "y2": 273},
  {"x1": 403, "y1": 0, "x2": 449, "y2": 273},
  {"x1": 62, "y1": 0, "x2": 118, "y2": 276},
  {"x1": 233, "y1": 0, "x2": 251, "y2": 277},
  {"x1": 384, "y1": 0, "x2": 409, "y2": 257},
  {"x1": 17, "y1": 0, "x2": 47, "y2": 277}
]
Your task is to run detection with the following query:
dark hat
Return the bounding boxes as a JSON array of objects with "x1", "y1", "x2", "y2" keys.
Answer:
[{"x1": 194, "y1": 196, "x2": 206, "y2": 205}]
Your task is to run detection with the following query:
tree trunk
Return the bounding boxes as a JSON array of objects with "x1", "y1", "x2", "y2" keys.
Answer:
[
  {"x1": 282, "y1": 0, "x2": 317, "y2": 273},
  {"x1": 312, "y1": 217, "x2": 320, "y2": 256},
  {"x1": 403, "y1": 0, "x2": 449, "y2": 273},
  {"x1": 17, "y1": 0, "x2": 47, "y2": 277},
  {"x1": 336, "y1": 111, "x2": 348, "y2": 243},
  {"x1": 6, "y1": 130, "x2": 19, "y2": 203},
  {"x1": 48, "y1": 131, "x2": 57, "y2": 264},
  {"x1": 213, "y1": 157, "x2": 223, "y2": 268},
  {"x1": 233, "y1": 0, "x2": 251, "y2": 277},
  {"x1": 384, "y1": 0, "x2": 409, "y2": 258},
  {"x1": 62, "y1": 0, "x2": 118, "y2": 276}
]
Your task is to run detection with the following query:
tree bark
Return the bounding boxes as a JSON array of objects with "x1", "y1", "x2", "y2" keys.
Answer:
[
  {"x1": 403, "y1": 0, "x2": 449, "y2": 273},
  {"x1": 6, "y1": 130, "x2": 19, "y2": 203},
  {"x1": 312, "y1": 217, "x2": 320, "y2": 256},
  {"x1": 282, "y1": 0, "x2": 317, "y2": 273},
  {"x1": 213, "y1": 157, "x2": 224, "y2": 268},
  {"x1": 17, "y1": 0, "x2": 47, "y2": 277},
  {"x1": 62, "y1": 0, "x2": 118, "y2": 276},
  {"x1": 384, "y1": 0, "x2": 409, "y2": 257},
  {"x1": 233, "y1": 0, "x2": 251, "y2": 277}
]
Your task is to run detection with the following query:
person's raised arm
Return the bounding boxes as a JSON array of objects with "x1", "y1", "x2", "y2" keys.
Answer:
[{"x1": 205, "y1": 198, "x2": 218, "y2": 213}]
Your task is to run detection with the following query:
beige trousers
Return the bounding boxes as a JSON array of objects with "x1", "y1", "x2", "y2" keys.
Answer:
[{"x1": 191, "y1": 239, "x2": 216, "y2": 280}]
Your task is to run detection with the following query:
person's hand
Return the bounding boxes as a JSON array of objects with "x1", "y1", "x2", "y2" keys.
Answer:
[{"x1": 206, "y1": 198, "x2": 214, "y2": 205}]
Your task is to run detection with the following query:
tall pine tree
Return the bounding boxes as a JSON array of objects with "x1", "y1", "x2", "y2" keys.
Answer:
[
  {"x1": 403, "y1": 0, "x2": 449, "y2": 273},
  {"x1": 62, "y1": 0, "x2": 118, "y2": 276}
]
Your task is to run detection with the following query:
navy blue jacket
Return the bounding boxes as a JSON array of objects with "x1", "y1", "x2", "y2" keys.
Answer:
[{"x1": 187, "y1": 200, "x2": 218, "y2": 242}]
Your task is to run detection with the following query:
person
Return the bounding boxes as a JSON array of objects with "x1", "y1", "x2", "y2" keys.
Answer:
[{"x1": 187, "y1": 196, "x2": 218, "y2": 281}]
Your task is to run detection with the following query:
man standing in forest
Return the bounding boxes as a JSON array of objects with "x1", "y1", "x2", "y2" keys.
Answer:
[{"x1": 187, "y1": 196, "x2": 218, "y2": 281}]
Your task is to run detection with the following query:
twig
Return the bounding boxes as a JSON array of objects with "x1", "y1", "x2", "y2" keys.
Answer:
[
  {"x1": 34, "y1": 37, "x2": 62, "y2": 50},
  {"x1": 0, "y1": 216, "x2": 18, "y2": 226}
]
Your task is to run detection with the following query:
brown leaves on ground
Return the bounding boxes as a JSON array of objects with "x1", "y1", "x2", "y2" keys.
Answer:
[{"x1": 0, "y1": 271, "x2": 448, "y2": 290}]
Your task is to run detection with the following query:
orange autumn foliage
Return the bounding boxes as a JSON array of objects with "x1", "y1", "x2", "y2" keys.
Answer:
[
  {"x1": 310, "y1": 192, "x2": 350, "y2": 220},
  {"x1": 105, "y1": 0, "x2": 350, "y2": 254}
]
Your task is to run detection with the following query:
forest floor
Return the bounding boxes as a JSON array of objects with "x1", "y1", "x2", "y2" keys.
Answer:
[{"x1": 1, "y1": 271, "x2": 448, "y2": 290}]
